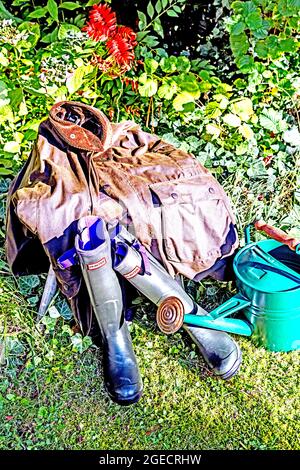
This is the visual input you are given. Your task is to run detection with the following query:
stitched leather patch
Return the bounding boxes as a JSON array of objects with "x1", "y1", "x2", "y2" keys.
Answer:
[
  {"x1": 124, "y1": 266, "x2": 141, "y2": 279},
  {"x1": 87, "y1": 257, "x2": 107, "y2": 270}
]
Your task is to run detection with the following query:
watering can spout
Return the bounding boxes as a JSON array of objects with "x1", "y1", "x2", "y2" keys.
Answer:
[{"x1": 184, "y1": 294, "x2": 253, "y2": 336}]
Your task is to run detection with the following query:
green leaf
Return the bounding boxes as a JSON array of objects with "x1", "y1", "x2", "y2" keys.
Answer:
[
  {"x1": 0, "y1": 158, "x2": 12, "y2": 168},
  {"x1": 0, "y1": 0, "x2": 22, "y2": 23},
  {"x1": 71, "y1": 333, "x2": 92, "y2": 353},
  {"x1": 215, "y1": 83, "x2": 233, "y2": 95},
  {"x1": 141, "y1": 35, "x2": 159, "y2": 47},
  {"x1": 144, "y1": 58, "x2": 159, "y2": 74},
  {"x1": 231, "y1": 21, "x2": 245, "y2": 35},
  {"x1": 252, "y1": 18, "x2": 270, "y2": 39},
  {"x1": 198, "y1": 80, "x2": 212, "y2": 93},
  {"x1": 155, "y1": 0, "x2": 162, "y2": 14},
  {"x1": 230, "y1": 32, "x2": 249, "y2": 59},
  {"x1": 160, "y1": 56, "x2": 177, "y2": 73},
  {"x1": 147, "y1": 2, "x2": 155, "y2": 18},
  {"x1": 0, "y1": 104, "x2": 13, "y2": 124},
  {"x1": 3, "y1": 141, "x2": 20, "y2": 153},
  {"x1": 278, "y1": 0, "x2": 300, "y2": 15},
  {"x1": 0, "y1": 50, "x2": 8, "y2": 67},
  {"x1": 23, "y1": 129, "x2": 37, "y2": 141},
  {"x1": 176, "y1": 56, "x2": 191, "y2": 72},
  {"x1": 167, "y1": 9, "x2": 179, "y2": 17},
  {"x1": 17, "y1": 22, "x2": 40, "y2": 48},
  {"x1": 231, "y1": 1, "x2": 244, "y2": 13},
  {"x1": 176, "y1": 73, "x2": 200, "y2": 98},
  {"x1": 279, "y1": 38, "x2": 298, "y2": 53},
  {"x1": 138, "y1": 74, "x2": 158, "y2": 97},
  {"x1": 66, "y1": 66, "x2": 85, "y2": 94},
  {"x1": 136, "y1": 31, "x2": 148, "y2": 42},
  {"x1": 254, "y1": 39, "x2": 268, "y2": 59},
  {"x1": 231, "y1": 98, "x2": 254, "y2": 121},
  {"x1": 241, "y1": 1, "x2": 257, "y2": 15},
  {"x1": 8, "y1": 88, "x2": 23, "y2": 111},
  {"x1": 173, "y1": 5, "x2": 182, "y2": 13},
  {"x1": 40, "y1": 27, "x2": 58, "y2": 43},
  {"x1": 245, "y1": 11, "x2": 262, "y2": 30},
  {"x1": 205, "y1": 101, "x2": 222, "y2": 119},
  {"x1": 59, "y1": 2, "x2": 81, "y2": 9},
  {"x1": 18, "y1": 275, "x2": 40, "y2": 296},
  {"x1": 47, "y1": 0, "x2": 59, "y2": 21},
  {"x1": 182, "y1": 102, "x2": 195, "y2": 113},
  {"x1": 231, "y1": 0, "x2": 257, "y2": 15},
  {"x1": 55, "y1": 298, "x2": 73, "y2": 320},
  {"x1": 28, "y1": 7, "x2": 48, "y2": 18},
  {"x1": 259, "y1": 108, "x2": 288, "y2": 134},
  {"x1": 234, "y1": 78, "x2": 247, "y2": 89},
  {"x1": 236, "y1": 55, "x2": 255, "y2": 72},
  {"x1": 173, "y1": 91, "x2": 195, "y2": 111},
  {"x1": 58, "y1": 23, "x2": 80, "y2": 40},
  {"x1": 153, "y1": 17, "x2": 164, "y2": 38},
  {"x1": 157, "y1": 80, "x2": 177, "y2": 99},
  {"x1": 199, "y1": 70, "x2": 210, "y2": 81},
  {"x1": 138, "y1": 10, "x2": 147, "y2": 30},
  {"x1": 82, "y1": 336, "x2": 93, "y2": 352},
  {"x1": 0, "y1": 168, "x2": 13, "y2": 176},
  {"x1": 41, "y1": 315, "x2": 57, "y2": 332},
  {"x1": 265, "y1": 35, "x2": 281, "y2": 59},
  {"x1": 162, "y1": 0, "x2": 168, "y2": 8},
  {"x1": 0, "y1": 178, "x2": 10, "y2": 193}
]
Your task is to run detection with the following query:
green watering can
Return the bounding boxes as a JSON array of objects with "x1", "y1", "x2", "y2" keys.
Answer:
[{"x1": 184, "y1": 220, "x2": 300, "y2": 352}]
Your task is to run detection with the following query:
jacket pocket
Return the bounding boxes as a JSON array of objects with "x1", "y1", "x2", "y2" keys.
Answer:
[
  {"x1": 150, "y1": 175, "x2": 234, "y2": 267},
  {"x1": 15, "y1": 195, "x2": 38, "y2": 235},
  {"x1": 14, "y1": 181, "x2": 50, "y2": 235},
  {"x1": 54, "y1": 264, "x2": 82, "y2": 300}
]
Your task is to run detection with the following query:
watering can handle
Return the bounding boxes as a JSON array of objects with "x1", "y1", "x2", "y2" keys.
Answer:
[{"x1": 254, "y1": 220, "x2": 300, "y2": 252}]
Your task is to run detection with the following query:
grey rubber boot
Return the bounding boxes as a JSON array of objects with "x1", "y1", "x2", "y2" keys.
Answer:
[
  {"x1": 75, "y1": 216, "x2": 143, "y2": 405},
  {"x1": 113, "y1": 230, "x2": 241, "y2": 380},
  {"x1": 183, "y1": 326, "x2": 242, "y2": 379}
]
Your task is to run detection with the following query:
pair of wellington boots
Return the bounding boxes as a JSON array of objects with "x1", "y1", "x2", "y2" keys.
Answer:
[{"x1": 75, "y1": 216, "x2": 241, "y2": 406}]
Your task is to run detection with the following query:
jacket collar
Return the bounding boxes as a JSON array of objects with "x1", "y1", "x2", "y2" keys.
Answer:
[{"x1": 49, "y1": 101, "x2": 113, "y2": 152}]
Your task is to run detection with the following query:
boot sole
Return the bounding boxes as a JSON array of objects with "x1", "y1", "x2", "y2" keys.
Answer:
[
  {"x1": 106, "y1": 387, "x2": 143, "y2": 406},
  {"x1": 215, "y1": 346, "x2": 242, "y2": 380}
]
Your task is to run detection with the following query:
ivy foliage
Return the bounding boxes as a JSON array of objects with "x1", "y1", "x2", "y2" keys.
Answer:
[{"x1": 227, "y1": 0, "x2": 300, "y2": 72}]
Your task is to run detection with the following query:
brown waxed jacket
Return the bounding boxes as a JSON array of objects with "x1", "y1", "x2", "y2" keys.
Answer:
[{"x1": 6, "y1": 101, "x2": 238, "y2": 334}]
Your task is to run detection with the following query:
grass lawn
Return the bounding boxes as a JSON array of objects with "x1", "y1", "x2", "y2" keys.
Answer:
[{"x1": 0, "y1": 261, "x2": 299, "y2": 451}]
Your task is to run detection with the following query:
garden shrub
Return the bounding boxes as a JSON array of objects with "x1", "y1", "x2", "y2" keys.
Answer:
[{"x1": 0, "y1": 0, "x2": 299, "y2": 232}]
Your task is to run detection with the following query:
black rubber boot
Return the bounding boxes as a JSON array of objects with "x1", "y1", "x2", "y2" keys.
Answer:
[{"x1": 75, "y1": 216, "x2": 143, "y2": 405}]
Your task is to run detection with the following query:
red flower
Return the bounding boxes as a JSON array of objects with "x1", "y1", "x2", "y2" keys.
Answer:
[
  {"x1": 107, "y1": 34, "x2": 135, "y2": 67},
  {"x1": 83, "y1": 4, "x2": 117, "y2": 41},
  {"x1": 83, "y1": 3, "x2": 138, "y2": 74},
  {"x1": 115, "y1": 26, "x2": 137, "y2": 47}
]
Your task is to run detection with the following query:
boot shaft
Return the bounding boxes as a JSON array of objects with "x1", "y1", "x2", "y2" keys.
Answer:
[{"x1": 75, "y1": 216, "x2": 123, "y2": 337}]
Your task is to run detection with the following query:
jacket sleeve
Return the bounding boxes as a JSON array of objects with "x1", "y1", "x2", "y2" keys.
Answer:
[{"x1": 5, "y1": 145, "x2": 50, "y2": 275}]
